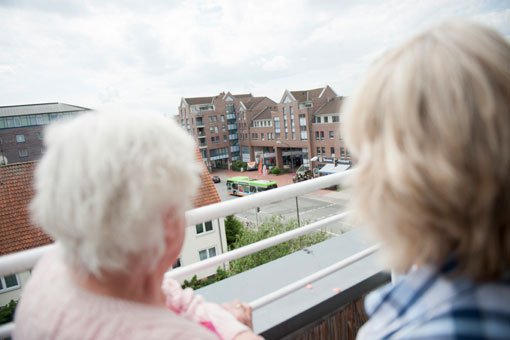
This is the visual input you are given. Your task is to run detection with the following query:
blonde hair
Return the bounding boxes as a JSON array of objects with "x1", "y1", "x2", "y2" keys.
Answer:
[
  {"x1": 31, "y1": 111, "x2": 200, "y2": 277},
  {"x1": 344, "y1": 21, "x2": 510, "y2": 281}
]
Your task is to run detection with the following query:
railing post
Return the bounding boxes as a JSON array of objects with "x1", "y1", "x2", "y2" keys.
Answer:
[{"x1": 295, "y1": 197, "x2": 301, "y2": 228}]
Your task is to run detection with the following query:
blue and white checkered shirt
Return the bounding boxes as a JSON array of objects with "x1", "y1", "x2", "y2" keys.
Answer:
[{"x1": 357, "y1": 263, "x2": 510, "y2": 339}]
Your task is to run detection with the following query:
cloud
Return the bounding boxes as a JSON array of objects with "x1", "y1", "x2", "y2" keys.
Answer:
[
  {"x1": 260, "y1": 56, "x2": 289, "y2": 71},
  {"x1": 0, "y1": 0, "x2": 508, "y2": 113}
]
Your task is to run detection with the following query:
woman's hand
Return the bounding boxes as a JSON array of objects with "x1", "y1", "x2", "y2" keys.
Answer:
[{"x1": 222, "y1": 300, "x2": 254, "y2": 329}]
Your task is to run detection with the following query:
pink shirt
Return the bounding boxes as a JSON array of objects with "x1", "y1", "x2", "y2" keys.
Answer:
[{"x1": 14, "y1": 250, "x2": 220, "y2": 340}]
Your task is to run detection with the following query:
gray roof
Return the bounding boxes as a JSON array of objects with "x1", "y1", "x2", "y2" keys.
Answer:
[
  {"x1": 290, "y1": 87, "x2": 325, "y2": 102},
  {"x1": 184, "y1": 97, "x2": 214, "y2": 105},
  {"x1": 0, "y1": 102, "x2": 90, "y2": 118},
  {"x1": 314, "y1": 96, "x2": 344, "y2": 115},
  {"x1": 251, "y1": 107, "x2": 273, "y2": 121},
  {"x1": 197, "y1": 229, "x2": 382, "y2": 333},
  {"x1": 233, "y1": 93, "x2": 253, "y2": 99}
]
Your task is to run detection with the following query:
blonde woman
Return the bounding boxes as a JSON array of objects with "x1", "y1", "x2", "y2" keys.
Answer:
[{"x1": 344, "y1": 21, "x2": 510, "y2": 338}]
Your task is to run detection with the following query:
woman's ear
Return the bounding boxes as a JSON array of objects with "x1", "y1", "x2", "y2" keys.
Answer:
[{"x1": 162, "y1": 208, "x2": 186, "y2": 262}]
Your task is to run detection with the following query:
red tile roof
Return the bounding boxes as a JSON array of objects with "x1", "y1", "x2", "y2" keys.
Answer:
[
  {"x1": 192, "y1": 149, "x2": 221, "y2": 208},
  {"x1": 0, "y1": 162, "x2": 53, "y2": 256},
  {"x1": 1, "y1": 153, "x2": 221, "y2": 256}
]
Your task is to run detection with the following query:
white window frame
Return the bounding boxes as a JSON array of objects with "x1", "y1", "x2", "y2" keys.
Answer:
[
  {"x1": 195, "y1": 220, "x2": 214, "y2": 235},
  {"x1": 16, "y1": 134, "x2": 25, "y2": 143},
  {"x1": 0, "y1": 274, "x2": 21, "y2": 293},
  {"x1": 18, "y1": 149, "x2": 28, "y2": 158},
  {"x1": 199, "y1": 246, "x2": 217, "y2": 261}
]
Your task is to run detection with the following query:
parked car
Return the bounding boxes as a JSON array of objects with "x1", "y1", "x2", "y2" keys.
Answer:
[
  {"x1": 292, "y1": 165, "x2": 314, "y2": 183},
  {"x1": 212, "y1": 175, "x2": 221, "y2": 183}
]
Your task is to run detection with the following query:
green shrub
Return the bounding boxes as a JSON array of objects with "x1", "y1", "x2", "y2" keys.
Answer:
[
  {"x1": 182, "y1": 267, "x2": 230, "y2": 289},
  {"x1": 225, "y1": 215, "x2": 245, "y2": 249},
  {"x1": 231, "y1": 160, "x2": 248, "y2": 172},
  {"x1": 270, "y1": 167, "x2": 281, "y2": 175},
  {"x1": 0, "y1": 300, "x2": 18, "y2": 325}
]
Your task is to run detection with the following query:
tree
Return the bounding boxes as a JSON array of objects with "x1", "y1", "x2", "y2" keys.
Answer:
[{"x1": 224, "y1": 215, "x2": 244, "y2": 248}]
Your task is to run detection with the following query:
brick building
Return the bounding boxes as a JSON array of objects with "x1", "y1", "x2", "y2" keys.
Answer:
[
  {"x1": 0, "y1": 103, "x2": 91, "y2": 164},
  {"x1": 178, "y1": 85, "x2": 351, "y2": 171},
  {"x1": 178, "y1": 92, "x2": 275, "y2": 169}
]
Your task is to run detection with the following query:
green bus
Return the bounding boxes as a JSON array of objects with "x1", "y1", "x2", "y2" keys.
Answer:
[{"x1": 226, "y1": 176, "x2": 278, "y2": 196}]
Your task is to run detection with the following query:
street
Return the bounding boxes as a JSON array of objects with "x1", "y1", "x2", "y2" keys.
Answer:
[{"x1": 211, "y1": 170, "x2": 353, "y2": 235}]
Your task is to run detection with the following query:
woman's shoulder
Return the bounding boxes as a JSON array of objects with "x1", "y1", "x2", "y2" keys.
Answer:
[{"x1": 358, "y1": 266, "x2": 510, "y2": 339}]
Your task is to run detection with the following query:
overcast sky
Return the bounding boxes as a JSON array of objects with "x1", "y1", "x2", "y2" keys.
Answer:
[{"x1": 0, "y1": 0, "x2": 509, "y2": 115}]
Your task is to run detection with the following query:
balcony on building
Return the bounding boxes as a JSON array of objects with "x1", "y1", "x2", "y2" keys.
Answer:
[
  {"x1": 0, "y1": 171, "x2": 388, "y2": 340},
  {"x1": 196, "y1": 118, "x2": 205, "y2": 127}
]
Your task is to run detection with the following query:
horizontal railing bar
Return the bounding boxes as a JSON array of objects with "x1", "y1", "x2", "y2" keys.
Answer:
[
  {"x1": 0, "y1": 322, "x2": 14, "y2": 338},
  {"x1": 185, "y1": 170, "x2": 352, "y2": 226},
  {"x1": 0, "y1": 244, "x2": 55, "y2": 278},
  {"x1": 249, "y1": 244, "x2": 380, "y2": 310},
  {"x1": 167, "y1": 211, "x2": 350, "y2": 281}
]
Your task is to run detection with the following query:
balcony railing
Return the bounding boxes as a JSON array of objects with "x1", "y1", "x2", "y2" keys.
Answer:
[{"x1": 0, "y1": 170, "x2": 387, "y2": 338}]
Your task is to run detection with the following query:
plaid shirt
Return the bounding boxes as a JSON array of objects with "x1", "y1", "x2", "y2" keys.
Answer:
[{"x1": 357, "y1": 263, "x2": 510, "y2": 339}]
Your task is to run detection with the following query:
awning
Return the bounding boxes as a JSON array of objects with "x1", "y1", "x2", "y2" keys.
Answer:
[{"x1": 318, "y1": 163, "x2": 350, "y2": 175}]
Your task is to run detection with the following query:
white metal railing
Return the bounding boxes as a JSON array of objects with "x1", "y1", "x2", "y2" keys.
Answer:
[
  {"x1": 168, "y1": 211, "x2": 350, "y2": 281},
  {"x1": 185, "y1": 170, "x2": 351, "y2": 226},
  {"x1": 249, "y1": 244, "x2": 380, "y2": 309},
  {"x1": 0, "y1": 171, "x2": 352, "y2": 278},
  {"x1": 0, "y1": 170, "x2": 376, "y2": 337}
]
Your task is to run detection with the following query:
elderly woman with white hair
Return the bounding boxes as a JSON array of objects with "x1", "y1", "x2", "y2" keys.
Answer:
[
  {"x1": 343, "y1": 21, "x2": 510, "y2": 339},
  {"x1": 14, "y1": 112, "x2": 260, "y2": 339}
]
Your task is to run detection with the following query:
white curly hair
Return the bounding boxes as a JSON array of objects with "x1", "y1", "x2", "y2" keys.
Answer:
[{"x1": 31, "y1": 110, "x2": 200, "y2": 277}]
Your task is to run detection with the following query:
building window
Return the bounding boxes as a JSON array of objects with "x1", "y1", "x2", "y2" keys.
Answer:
[
  {"x1": 340, "y1": 147, "x2": 346, "y2": 159},
  {"x1": 316, "y1": 116, "x2": 321, "y2": 123},
  {"x1": 16, "y1": 134, "x2": 25, "y2": 143},
  {"x1": 18, "y1": 149, "x2": 28, "y2": 158},
  {"x1": 322, "y1": 147, "x2": 326, "y2": 154},
  {"x1": 220, "y1": 115, "x2": 225, "y2": 122},
  {"x1": 199, "y1": 247, "x2": 217, "y2": 261},
  {"x1": 330, "y1": 147, "x2": 335, "y2": 155},
  {"x1": 332, "y1": 116, "x2": 340, "y2": 123},
  {"x1": 223, "y1": 135, "x2": 227, "y2": 142},
  {"x1": 315, "y1": 131, "x2": 319, "y2": 140},
  {"x1": 329, "y1": 131, "x2": 334, "y2": 139},
  {"x1": 172, "y1": 258, "x2": 182, "y2": 269},
  {"x1": 196, "y1": 221, "x2": 213, "y2": 234},
  {"x1": 317, "y1": 147, "x2": 321, "y2": 155},
  {"x1": 324, "y1": 116, "x2": 329, "y2": 123},
  {"x1": 300, "y1": 131, "x2": 308, "y2": 140},
  {"x1": 320, "y1": 131, "x2": 324, "y2": 140},
  {"x1": 0, "y1": 274, "x2": 20, "y2": 292}
]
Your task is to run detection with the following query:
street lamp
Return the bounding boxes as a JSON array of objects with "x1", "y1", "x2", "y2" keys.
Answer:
[{"x1": 275, "y1": 140, "x2": 294, "y2": 173}]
